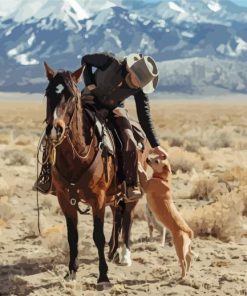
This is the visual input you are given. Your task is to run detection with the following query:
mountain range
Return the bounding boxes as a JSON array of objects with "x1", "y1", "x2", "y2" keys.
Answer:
[{"x1": 0, "y1": 0, "x2": 247, "y2": 94}]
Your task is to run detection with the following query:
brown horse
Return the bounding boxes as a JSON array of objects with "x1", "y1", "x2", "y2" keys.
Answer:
[{"x1": 42, "y1": 63, "x2": 150, "y2": 288}]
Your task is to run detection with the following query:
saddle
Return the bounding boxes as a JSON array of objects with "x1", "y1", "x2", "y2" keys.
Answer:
[
  {"x1": 35, "y1": 99, "x2": 146, "y2": 198},
  {"x1": 84, "y1": 105, "x2": 146, "y2": 189},
  {"x1": 84, "y1": 106, "x2": 146, "y2": 157}
]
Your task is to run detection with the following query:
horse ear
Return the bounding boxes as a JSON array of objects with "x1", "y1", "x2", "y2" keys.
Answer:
[
  {"x1": 71, "y1": 66, "x2": 84, "y2": 84},
  {"x1": 44, "y1": 61, "x2": 55, "y2": 81}
]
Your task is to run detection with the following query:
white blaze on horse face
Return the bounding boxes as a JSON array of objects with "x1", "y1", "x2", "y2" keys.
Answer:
[
  {"x1": 56, "y1": 84, "x2": 64, "y2": 94},
  {"x1": 50, "y1": 107, "x2": 58, "y2": 139},
  {"x1": 53, "y1": 107, "x2": 58, "y2": 120}
]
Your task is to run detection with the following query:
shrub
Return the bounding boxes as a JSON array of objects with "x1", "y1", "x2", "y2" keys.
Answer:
[
  {"x1": 184, "y1": 139, "x2": 201, "y2": 153},
  {"x1": 0, "y1": 201, "x2": 15, "y2": 223},
  {"x1": 183, "y1": 190, "x2": 245, "y2": 242},
  {"x1": 190, "y1": 175, "x2": 221, "y2": 201},
  {"x1": 201, "y1": 129, "x2": 234, "y2": 150},
  {"x1": 220, "y1": 166, "x2": 247, "y2": 186},
  {"x1": 0, "y1": 131, "x2": 12, "y2": 145},
  {"x1": 169, "y1": 148, "x2": 202, "y2": 173},
  {"x1": 161, "y1": 132, "x2": 184, "y2": 147},
  {"x1": 4, "y1": 149, "x2": 30, "y2": 166},
  {"x1": 0, "y1": 178, "x2": 10, "y2": 197},
  {"x1": 14, "y1": 135, "x2": 31, "y2": 146}
]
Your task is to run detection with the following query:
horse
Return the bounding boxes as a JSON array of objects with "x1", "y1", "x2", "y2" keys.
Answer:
[{"x1": 42, "y1": 62, "x2": 150, "y2": 288}]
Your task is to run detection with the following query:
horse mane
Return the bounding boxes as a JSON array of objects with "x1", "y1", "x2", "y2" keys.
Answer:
[{"x1": 45, "y1": 71, "x2": 78, "y2": 123}]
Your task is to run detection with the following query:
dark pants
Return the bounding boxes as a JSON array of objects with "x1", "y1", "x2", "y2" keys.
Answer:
[
  {"x1": 82, "y1": 91, "x2": 138, "y2": 187},
  {"x1": 111, "y1": 107, "x2": 138, "y2": 187}
]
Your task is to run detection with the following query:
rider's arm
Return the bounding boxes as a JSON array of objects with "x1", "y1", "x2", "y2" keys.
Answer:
[
  {"x1": 134, "y1": 90, "x2": 160, "y2": 148},
  {"x1": 81, "y1": 53, "x2": 116, "y2": 86}
]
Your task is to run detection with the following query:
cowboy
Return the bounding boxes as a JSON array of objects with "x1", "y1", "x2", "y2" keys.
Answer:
[{"x1": 81, "y1": 52, "x2": 168, "y2": 199}]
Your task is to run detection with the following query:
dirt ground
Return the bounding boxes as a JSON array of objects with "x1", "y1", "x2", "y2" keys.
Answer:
[{"x1": 0, "y1": 95, "x2": 247, "y2": 296}]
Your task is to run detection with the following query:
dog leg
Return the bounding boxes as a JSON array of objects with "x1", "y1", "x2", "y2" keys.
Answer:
[
  {"x1": 174, "y1": 234, "x2": 187, "y2": 278},
  {"x1": 186, "y1": 246, "x2": 192, "y2": 272},
  {"x1": 145, "y1": 204, "x2": 154, "y2": 241},
  {"x1": 161, "y1": 227, "x2": 166, "y2": 247},
  {"x1": 138, "y1": 162, "x2": 150, "y2": 191}
]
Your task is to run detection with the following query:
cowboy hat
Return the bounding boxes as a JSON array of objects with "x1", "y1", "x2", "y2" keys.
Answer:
[{"x1": 126, "y1": 53, "x2": 159, "y2": 94}]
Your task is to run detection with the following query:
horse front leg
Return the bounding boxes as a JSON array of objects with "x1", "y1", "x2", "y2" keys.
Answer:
[
  {"x1": 92, "y1": 196, "x2": 110, "y2": 288},
  {"x1": 58, "y1": 195, "x2": 78, "y2": 280},
  {"x1": 65, "y1": 215, "x2": 78, "y2": 279}
]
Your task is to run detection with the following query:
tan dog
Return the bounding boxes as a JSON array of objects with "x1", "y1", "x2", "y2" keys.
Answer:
[
  {"x1": 138, "y1": 156, "x2": 194, "y2": 278},
  {"x1": 145, "y1": 204, "x2": 167, "y2": 247}
]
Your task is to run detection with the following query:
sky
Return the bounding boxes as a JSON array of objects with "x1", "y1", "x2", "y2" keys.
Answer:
[
  {"x1": 144, "y1": 0, "x2": 247, "y2": 6},
  {"x1": 233, "y1": 0, "x2": 247, "y2": 6}
]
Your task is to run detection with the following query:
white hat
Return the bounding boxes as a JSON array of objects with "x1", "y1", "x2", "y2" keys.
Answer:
[{"x1": 126, "y1": 53, "x2": 159, "y2": 94}]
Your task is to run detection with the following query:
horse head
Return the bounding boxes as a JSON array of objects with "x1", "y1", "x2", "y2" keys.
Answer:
[{"x1": 44, "y1": 62, "x2": 84, "y2": 142}]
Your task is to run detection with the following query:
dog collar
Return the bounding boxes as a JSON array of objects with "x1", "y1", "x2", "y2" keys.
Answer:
[{"x1": 152, "y1": 174, "x2": 168, "y2": 182}]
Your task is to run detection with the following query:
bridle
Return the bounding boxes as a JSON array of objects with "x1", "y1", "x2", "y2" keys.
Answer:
[{"x1": 40, "y1": 72, "x2": 96, "y2": 166}]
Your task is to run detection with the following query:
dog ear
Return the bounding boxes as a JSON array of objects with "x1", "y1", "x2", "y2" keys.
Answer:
[
  {"x1": 162, "y1": 159, "x2": 171, "y2": 173},
  {"x1": 44, "y1": 62, "x2": 55, "y2": 81}
]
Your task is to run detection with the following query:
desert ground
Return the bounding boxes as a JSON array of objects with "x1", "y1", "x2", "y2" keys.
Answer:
[{"x1": 0, "y1": 93, "x2": 247, "y2": 296}]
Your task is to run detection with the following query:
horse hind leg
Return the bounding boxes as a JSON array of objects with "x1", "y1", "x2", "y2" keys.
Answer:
[
  {"x1": 119, "y1": 201, "x2": 137, "y2": 266},
  {"x1": 108, "y1": 204, "x2": 124, "y2": 262}
]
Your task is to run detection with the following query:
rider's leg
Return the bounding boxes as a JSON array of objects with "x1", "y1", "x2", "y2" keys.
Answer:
[{"x1": 111, "y1": 107, "x2": 141, "y2": 199}]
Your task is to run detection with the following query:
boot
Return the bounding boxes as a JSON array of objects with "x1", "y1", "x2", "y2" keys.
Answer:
[{"x1": 126, "y1": 186, "x2": 142, "y2": 200}]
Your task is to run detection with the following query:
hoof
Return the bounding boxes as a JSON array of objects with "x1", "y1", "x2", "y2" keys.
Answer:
[
  {"x1": 97, "y1": 281, "x2": 112, "y2": 291},
  {"x1": 119, "y1": 247, "x2": 132, "y2": 267},
  {"x1": 119, "y1": 259, "x2": 132, "y2": 267},
  {"x1": 64, "y1": 270, "x2": 76, "y2": 281}
]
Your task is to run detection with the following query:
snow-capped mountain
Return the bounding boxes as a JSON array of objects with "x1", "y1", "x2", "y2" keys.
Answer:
[{"x1": 0, "y1": 0, "x2": 247, "y2": 93}]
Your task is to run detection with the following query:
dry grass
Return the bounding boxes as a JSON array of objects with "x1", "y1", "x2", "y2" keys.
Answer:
[
  {"x1": 14, "y1": 135, "x2": 32, "y2": 146},
  {"x1": 0, "y1": 177, "x2": 10, "y2": 197},
  {"x1": 205, "y1": 130, "x2": 234, "y2": 150},
  {"x1": 169, "y1": 147, "x2": 202, "y2": 173},
  {"x1": 183, "y1": 190, "x2": 245, "y2": 242},
  {"x1": 161, "y1": 132, "x2": 184, "y2": 147},
  {"x1": 0, "y1": 201, "x2": 15, "y2": 223},
  {"x1": 239, "y1": 186, "x2": 247, "y2": 216},
  {"x1": 190, "y1": 174, "x2": 230, "y2": 201},
  {"x1": 160, "y1": 127, "x2": 236, "y2": 152},
  {"x1": 0, "y1": 131, "x2": 12, "y2": 145},
  {"x1": 41, "y1": 196, "x2": 60, "y2": 214},
  {"x1": 220, "y1": 166, "x2": 247, "y2": 186},
  {"x1": 42, "y1": 225, "x2": 68, "y2": 256},
  {"x1": 4, "y1": 149, "x2": 30, "y2": 166}
]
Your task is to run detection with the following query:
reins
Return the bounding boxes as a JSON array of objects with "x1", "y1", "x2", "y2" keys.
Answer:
[{"x1": 36, "y1": 85, "x2": 97, "y2": 234}]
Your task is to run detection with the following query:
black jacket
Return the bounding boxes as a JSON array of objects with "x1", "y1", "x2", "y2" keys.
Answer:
[{"x1": 81, "y1": 52, "x2": 160, "y2": 148}]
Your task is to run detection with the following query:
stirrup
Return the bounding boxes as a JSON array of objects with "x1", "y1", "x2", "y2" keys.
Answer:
[
  {"x1": 33, "y1": 162, "x2": 52, "y2": 194},
  {"x1": 124, "y1": 186, "x2": 142, "y2": 202}
]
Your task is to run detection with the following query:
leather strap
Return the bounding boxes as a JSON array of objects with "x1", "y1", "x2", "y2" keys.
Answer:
[{"x1": 52, "y1": 146, "x2": 103, "y2": 208}]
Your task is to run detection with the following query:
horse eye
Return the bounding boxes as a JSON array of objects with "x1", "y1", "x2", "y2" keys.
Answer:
[
  {"x1": 56, "y1": 84, "x2": 64, "y2": 94},
  {"x1": 155, "y1": 159, "x2": 159, "y2": 164}
]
